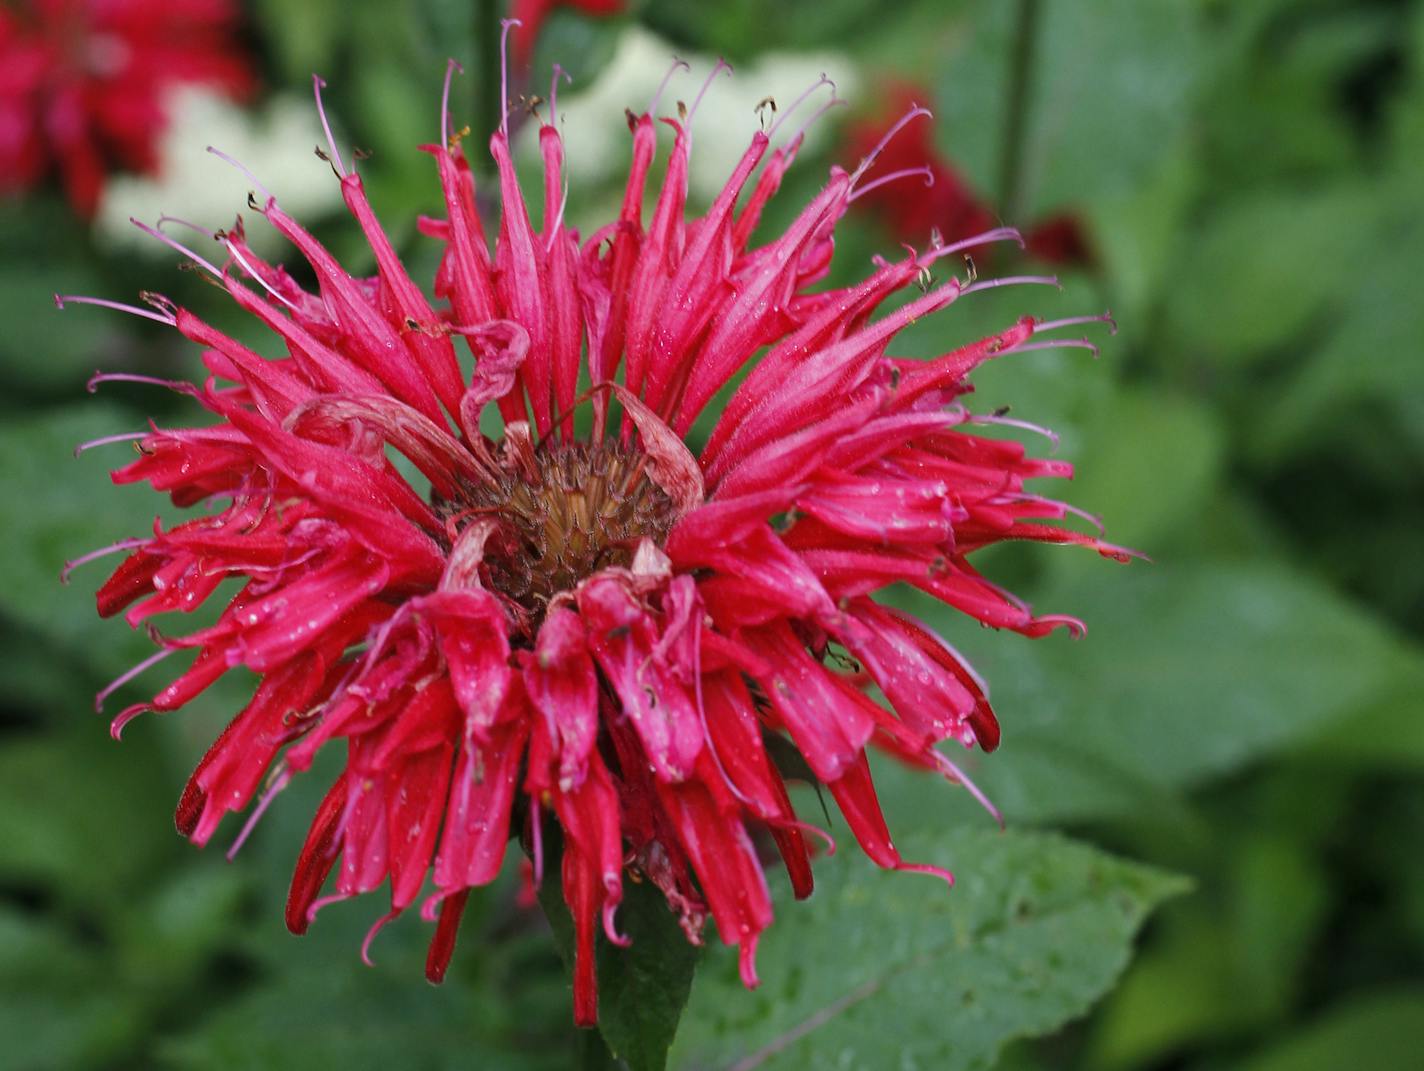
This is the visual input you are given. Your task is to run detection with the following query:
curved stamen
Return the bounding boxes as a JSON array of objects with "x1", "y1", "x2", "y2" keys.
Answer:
[
  {"x1": 1035, "y1": 310, "x2": 1117, "y2": 336},
  {"x1": 603, "y1": 895, "x2": 630, "y2": 948},
  {"x1": 848, "y1": 165, "x2": 935, "y2": 202},
  {"x1": 499, "y1": 19, "x2": 521, "y2": 138},
  {"x1": 787, "y1": 92, "x2": 846, "y2": 149},
  {"x1": 130, "y1": 217, "x2": 221, "y2": 277},
  {"x1": 649, "y1": 56, "x2": 691, "y2": 116},
  {"x1": 222, "y1": 241, "x2": 300, "y2": 312},
  {"x1": 312, "y1": 75, "x2": 347, "y2": 178},
  {"x1": 934, "y1": 749, "x2": 1002, "y2": 827},
  {"x1": 60, "y1": 537, "x2": 150, "y2": 583},
  {"x1": 1012, "y1": 337, "x2": 1100, "y2": 358},
  {"x1": 440, "y1": 58, "x2": 463, "y2": 148},
  {"x1": 959, "y1": 274, "x2": 1061, "y2": 297},
  {"x1": 919, "y1": 226, "x2": 1025, "y2": 265},
  {"x1": 687, "y1": 57, "x2": 733, "y2": 127},
  {"x1": 55, "y1": 293, "x2": 176, "y2": 326},
  {"x1": 849, "y1": 104, "x2": 932, "y2": 187},
  {"x1": 970, "y1": 412, "x2": 1060, "y2": 450},
  {"x1": 157, "y1": 214, "x2": 217, "y2": 240},
  {"x1": 206, "y1": 146, "x2": 276, "y2": 204},
  {"x1": 87, "y1": 371, "x2": 190, "y2": 394},
  {"x1": 95, "y1": 646, "x2": 176, "y2": 712},
  {"x1": 548, "y1": 64, "x2": 571, "y2": 127},
  {"x1": 360, "y1": 909, "x2": 400, "y2": 966},
  {"x1": 227, "y1": 767, "x2": 291, "y2": 861},
  {"x1": 767, "y1": 72, "x2": 835, "y2": 140},
  {"x1": 73, "y1": 430, "x2": 149, "y2": 458}
]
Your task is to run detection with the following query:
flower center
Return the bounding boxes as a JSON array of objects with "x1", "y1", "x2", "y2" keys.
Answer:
[{"x1": 443, "y1": 439, "x2": 679, "y2": 621}]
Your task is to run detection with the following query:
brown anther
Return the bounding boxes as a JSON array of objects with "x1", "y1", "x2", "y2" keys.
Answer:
[
  {"x1": 993, "y1": 405, "x2": 1011, "y2": 417},
  {"x1": 755, "y1": 95, "x2": 777, "y2": 132},
  {"x1": 963, "y1": 254, "x2": 977, "y2": 283},
  {"x1": 676, "y1": 100, "x2": 688, "y2": 121}
]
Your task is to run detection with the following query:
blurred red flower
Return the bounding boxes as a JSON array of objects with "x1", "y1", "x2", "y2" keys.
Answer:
[
  {"x1": 0, "y1": 0, "x2": 252, "y2": 217},
  {"x1": 510, "y1": 0, "x2": 623, "y2": 64},
  {"x1": 846, "y1": 81, "x2": 1093, "y2": 267},
  {"x1": 66, "y1": 61, "x2": 1126, "y2": 1024}
]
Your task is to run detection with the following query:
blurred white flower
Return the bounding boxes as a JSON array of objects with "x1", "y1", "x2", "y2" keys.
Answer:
[
  {"x1": 96, "y1": 87, "x2": 344, "y2": 256},
  {"x1": 524, "y1": 26, "x2": 859, "y2": 205}
]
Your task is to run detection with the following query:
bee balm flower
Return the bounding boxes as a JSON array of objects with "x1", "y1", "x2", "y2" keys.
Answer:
[
  {"x1": 0, "y1": 0, "x2": 253, "y2": 217},
  {"x1": 64, "y1": 46, "x2": 1127, "y2": 1025}
]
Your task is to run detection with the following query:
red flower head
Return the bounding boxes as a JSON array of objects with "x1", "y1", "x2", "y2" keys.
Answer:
[
  {"x1": 64, "y1": 45, "x2": 1128, "y2": 1025},
  {"x1": 0, "y1": 0, "x2": 253, "y2": 217},
  {"x1": 510, "y1": 0, "x2": 624, "y2": 66}
]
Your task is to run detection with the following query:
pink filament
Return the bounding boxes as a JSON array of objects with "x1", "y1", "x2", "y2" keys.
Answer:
[
  {"x1": 129, "y1": 218, "x2": 221, "y2": 277},
  {"x1": 649, "y1": 57, "x2": 691, "y2": 116},
  {"x1": 687, "y1": 58, "x2": 733, "y2": 127},
  {"x1": 55, "y1": 293, "x2": 175, "y2": 326},
  {"x1": 440, "y1": 58, "x2": 463, "y2": 148},
  {"x1": 1012, "y1": 337, "x2": 1101, "y2": 358},
  {"x1": 933, "y1": 751, "x2": 1003, "y2": 828},
  {"x1": 787, "y1": 93, "x2": 846, "y2": 149},
  {"x1": 767, "y1": 73, "x2": 836, "y2": 140},
  {"x1": 499, "y1": 19, "x2": 520, "y2": 137},
  {"x1": 970, "y1": 412, "x2": 1060, "y2": 450},
  {"x1": 73, "y1": 430, "x2": 148, "y2": 457},
  {"x1": 223, "y1": 240, "x2": 299, "y2": 312},
  {"x1": 157, "y1": 214, "x2": 217, "y2": 239},
  {"x1": 61, "y1": 537, "x2": 149, "y2": 583},
  {"x1": 921, "y1": 227, "x2": 1025, "y2": 264},
  {"x1": 960, "y1": 274, "x2": 1062, "y2": 297},
  {"x1": 87, "y1": 371, "x2": 191, "y2": 394},
  {"x1": 848, "y1": 165, "x2": 935, "y2": 202},
  {"x1": 548, "y1": 64, "x2": 571, "y2": 126},
  {"x1": 849, "y1": 104, "x2": 932, "y2": 187},
  {"x1": 206, "y1": 146, "x2": 276, "y2": 203},
  {"x1": 227, "y1": 768, "x2": 292, "y2": 861},
  {"x1": 1035, "y1": 311, "x2": 1117, "y2": 336},
  {"x1": 312, "y1": 75, "x2": 347, "y2": 177},
  {"x1": 360, "y1": 909, "x2": 400, "y2": 966},
  {"x1": 95, "y1": 646, "x2": 176, "y2": 712}
]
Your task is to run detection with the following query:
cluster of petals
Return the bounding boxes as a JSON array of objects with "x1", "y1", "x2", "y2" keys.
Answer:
[
  {"x1": 0, "y1": 0, "x2": 252, "y2": 216},
  {"x1": 844, "y1": 80, "x2": 1092, "y2": 266},
  {"x1": 69, "y1": 51, "x2": 1127, "y2": 1024}
]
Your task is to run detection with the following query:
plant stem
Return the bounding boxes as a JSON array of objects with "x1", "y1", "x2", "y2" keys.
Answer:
[{"x1": 998, "y1": 0, "x2": 1042, "y2": 224}]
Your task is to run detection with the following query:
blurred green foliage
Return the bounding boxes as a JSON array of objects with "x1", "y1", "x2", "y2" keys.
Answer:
[{"x1": 2, "y1": 0, "x2": 1422, "y2": 1068}]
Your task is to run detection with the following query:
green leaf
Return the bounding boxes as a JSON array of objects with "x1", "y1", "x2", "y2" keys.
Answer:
[
  {"x1": 539, "y1": 852, "x2": 700, "y2": 1071},
  {"x1": 933, "y1": 0, "x2": 1206, "y2": 217},
  {"x1": 890, "y1": 561, "x2": 1417, "y2": 825},
  {"x1": 670, "y1": 828, "x2": 1185, "y2": 1070},
  {"x1": 1231, "y1": 988, "x2": 1424, "y2": 1071}
]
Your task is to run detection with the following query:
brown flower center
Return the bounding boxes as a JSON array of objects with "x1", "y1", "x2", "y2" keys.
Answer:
[{"x1": 440, "y1": 439, "x2": 678, "y2": 620}]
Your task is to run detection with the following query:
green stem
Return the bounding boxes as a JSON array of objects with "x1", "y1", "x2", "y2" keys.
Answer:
[{"x1": 997, "y1": 0, "x2": 1042, "y2": 225}]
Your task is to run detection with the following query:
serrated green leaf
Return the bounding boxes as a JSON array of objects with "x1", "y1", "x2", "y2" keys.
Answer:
[
  {"x1": 670, "y1": 828, "x2": 1184, "y2": 1071},
  {"x1": 891, "y1": 561, "x2": 1416, "y2": 826}
]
